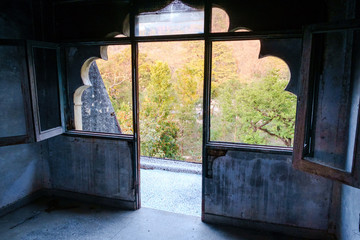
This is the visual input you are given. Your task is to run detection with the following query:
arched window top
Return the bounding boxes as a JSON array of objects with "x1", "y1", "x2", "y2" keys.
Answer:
[{"x1": 211, "y1": 7, "x2": 230, "y2": 33}]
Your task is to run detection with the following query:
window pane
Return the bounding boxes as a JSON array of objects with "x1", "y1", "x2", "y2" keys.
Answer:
[
  {"x1": 33, "y1": 47, "x2": 61, "y2": 131},
  {"x1": 136, "y1": 0, "x2": 204, "y2": 36},
  {"x1": 0, "y1": 45, "x2": 27, "y2": 137},
  {"x1": 88, "y1": 45, "x2": 133, "y2": 135},
  {"x1": 304, "y1": 30, "x2": 360, "y2": 172},
  {"x1": 211, "y1": 7, "x2": 230, "y2": 33},
  {"x1": 210, "y1": 40, "x2": 296, "y2": 147}
]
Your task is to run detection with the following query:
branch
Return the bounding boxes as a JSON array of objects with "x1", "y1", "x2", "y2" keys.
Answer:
[{"x1": 258, "y1": 125, "x2": 291, "y2": 147}]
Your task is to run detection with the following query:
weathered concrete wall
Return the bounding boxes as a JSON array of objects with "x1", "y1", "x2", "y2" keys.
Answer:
[
  {"x1": 338, "y1": 185, "x2": 360, "y2": 240},
  {"x1": 204, "y1": 150, "x2": 333, "y2": 233},
  {"x1": 0, "y1": 0, "x2": 49, "y2": 210},
  {"x1": 0, "y1": 45, "x2": 28, "y2": 138},
  {"x1": 337, "y1": 22, "x2": 360, "y2": 240},
  {"x1": 0, "y1": 143, "x2": 47, "y2": 208},
  {"x1": 47, "y1": 135, "x2": 134, "y2": 202}
]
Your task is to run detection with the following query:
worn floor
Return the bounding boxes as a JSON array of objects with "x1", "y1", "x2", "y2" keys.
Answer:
[
  {"x1": 141, "y1": 168, "x2": 201, "y2": 216},
  {"x1": 0, "y1": 198, "x2": 303, "y2": 240}
]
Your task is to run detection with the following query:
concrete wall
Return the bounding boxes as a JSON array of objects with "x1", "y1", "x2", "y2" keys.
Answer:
[
  {"x1": 47, "y1": 135, "x2": 135, "y2": 207},
  {"x1": 338, "y1": 185, "x2": 360, "y2": 239},
  {"x1": 337, "y1": 21, "x2": 360, "y2": 240},
  {"x1": 0, "y1": 0, "x2": 49, "y2": 210},
  {"x1": 0, "y1": 143, "x2": 47, "y2": 208},
  {"x1": 204, "y1": 150, "x2": 334, "y2": 237}
]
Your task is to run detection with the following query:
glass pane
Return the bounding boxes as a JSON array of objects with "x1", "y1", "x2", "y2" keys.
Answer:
[
  {"x1": 139, "y1": 41, "x2": 204, "y2": 162},
  {"x1": 82, "y1": 45, "x2": 133, "y2": 135},
  {"x1": 136, "y1": 0, "x2": 204, "y2": 36},
  {"x1": 33, "y1": 47, "x2": 61, "y2": 131},
  {"x1": 211, "y1": 7, "x2": 230, "y2": 33},
  {"x1": 305, "y1": 30, "x2": 360, "y2": 172},
  {"x1": 0, "y1": 45, "x2": 27, "y2": 137},
  {"x1": 210, "y1": 40, "x2": 296, "y2": 147}
]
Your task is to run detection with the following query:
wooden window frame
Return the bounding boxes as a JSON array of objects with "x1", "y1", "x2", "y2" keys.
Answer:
[
  {"x1": 293, "y1": 20, "x2": 360, "y2": 188},
  {"x1": 27, "y1": 41, "x2": 65, "y2": 142}
]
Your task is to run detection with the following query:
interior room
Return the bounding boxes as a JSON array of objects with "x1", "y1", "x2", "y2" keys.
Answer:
[{"x1": 1, "y1": 0, "x2": 360, "y2": 239}]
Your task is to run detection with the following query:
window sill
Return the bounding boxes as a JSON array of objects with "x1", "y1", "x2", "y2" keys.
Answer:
[
  {"x1": 206, "y1": 141, "x2": 293, "y2": 155},
  {"x1": 64, "y1": 130, "x2": 134, "y2": 141}
]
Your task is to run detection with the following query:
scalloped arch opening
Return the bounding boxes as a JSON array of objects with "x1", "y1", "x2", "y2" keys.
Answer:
[
  {"x1": 210, "y1": 40, "x2": 296, "y2": 147},
  {"x1": 211, "y1": 7, "x2": 230, "y2": 32}
]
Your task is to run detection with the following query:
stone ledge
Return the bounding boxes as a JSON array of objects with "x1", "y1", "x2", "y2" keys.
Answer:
[{"x1": 140, "y1": 156, "x2": 202, "y2": 175}]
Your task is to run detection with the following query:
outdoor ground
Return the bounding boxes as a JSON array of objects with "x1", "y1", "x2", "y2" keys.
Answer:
[{"x1": 140, "y1": 157, "x2": 202, "y2": 217}]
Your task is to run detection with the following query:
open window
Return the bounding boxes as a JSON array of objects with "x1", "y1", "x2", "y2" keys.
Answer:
[
  {"x1": 27, "y1": 41, "x2": 65, "y2": 141},
  {"x1": 209, "y1": 39, "x2": 296, "y2": 148},
  {"x1": 293, "y1": 21, "x2": 360, "y2": 188}
]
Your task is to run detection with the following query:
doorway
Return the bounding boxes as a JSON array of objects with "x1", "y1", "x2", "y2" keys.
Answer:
[{"x1": 138, "y1": 41, "x2": 204, "y2": 216}]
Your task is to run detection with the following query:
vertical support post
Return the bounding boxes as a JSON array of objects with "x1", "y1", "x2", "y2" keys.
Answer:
[
  {"x1": 130, "y1": 0, "x2": 141, "y2": 209},
  {"x1": 202, "y1": 0, "x2": 212, "y2": 220}
]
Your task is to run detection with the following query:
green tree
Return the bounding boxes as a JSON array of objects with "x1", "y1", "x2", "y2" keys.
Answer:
[
  {"x1": 97, "y1": 46, "x2": 133, "y2": 134},
  {"x1": 213, "y1": 69, "x2": 296, "y2": 146},
  {"x1": 173, "y1": 57, "x2": 204, "y2": 161},
  {"x1": 140, "y1": 61, "x2": 180, "y2": 158}
]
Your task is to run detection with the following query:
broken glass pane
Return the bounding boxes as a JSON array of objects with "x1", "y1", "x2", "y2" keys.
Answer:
[{"x1": 136, "y1": 0, "x2": 204, "y2": 36}]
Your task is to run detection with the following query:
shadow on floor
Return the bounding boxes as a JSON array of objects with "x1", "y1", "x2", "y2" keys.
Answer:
[{"x1": 0, "y1": 197, "x2": 305, "y2": 240}]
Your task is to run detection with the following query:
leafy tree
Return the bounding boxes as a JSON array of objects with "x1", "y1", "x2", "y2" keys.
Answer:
[
  {"x1": 213, "y1": 69, "x2": 296, "y2": 146},
  {"x1": 97, "y1": 46, "x2": 133, "y2": 134},
  {"x1": 140, "y1": 61, "x2": 180, "y2": 158},
  {"x1": 97, "y1": 39, "x2": 297, "y2": 162},
  {"x1": 173, "y1": 57, "x2": 204, "y2": 161}
]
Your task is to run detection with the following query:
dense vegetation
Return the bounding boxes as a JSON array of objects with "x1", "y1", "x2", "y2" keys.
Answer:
[
  {"x1": 97, "y1": 39, "x2": 296, "y2": 162},
  {"x1": 96, "y1": 9, "x2": 296, "y2": 162}
]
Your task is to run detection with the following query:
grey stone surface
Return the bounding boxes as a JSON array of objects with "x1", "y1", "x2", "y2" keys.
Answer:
[
  {"x1": 141, "y1": 157, "x2": 202, "y2": 175},
  {"x1": 141, "y1": 169, "x2": 201, "y2": 217},
  {"x1": 0, "y1": 198, "x2": 304, "y2": 240},
  {"x1": 82, "y1": 62, "x2": 121, "y2": 134}
]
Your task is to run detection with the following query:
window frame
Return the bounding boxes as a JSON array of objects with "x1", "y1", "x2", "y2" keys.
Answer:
[
  {"x1": 60, "y1": 2, "x2": 302, "y2": 155},
  {"x1": 207, "y1": 37, "x2": 299, "y2": 151},
  {"x1": 63, "y1": 41, "x2": 136, "y2": 140},
  {"x1": 292, "y1": 20, "x2": 360, "y2": 188},
  {"x1": 27, "y1": 41, "x2": 65, "y2": 142}
]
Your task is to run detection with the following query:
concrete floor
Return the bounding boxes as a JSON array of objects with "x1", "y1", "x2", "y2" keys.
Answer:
[
  {"x1": 0, "y1": 198, "x2": 303, "y2": 240},
  {"x1": 141, "y1": 169, "x2": 201, "y2": 217}
]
